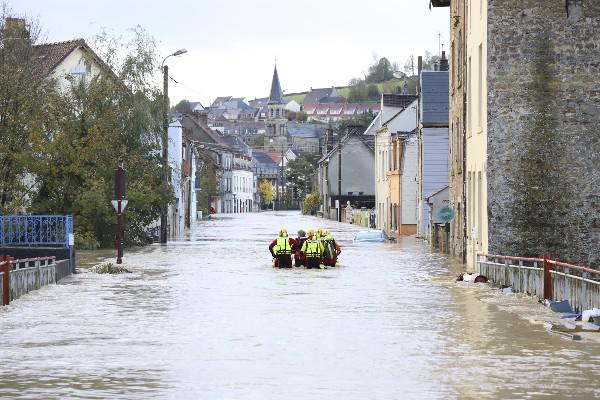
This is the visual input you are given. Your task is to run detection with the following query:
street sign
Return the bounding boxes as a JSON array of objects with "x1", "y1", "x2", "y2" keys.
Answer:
[
  {"x1": 111, "y1": 200, "x2": 128, "y2": 212},
  {"x1": 438, "y1": 206, "x2": 455, "y2": 223}
]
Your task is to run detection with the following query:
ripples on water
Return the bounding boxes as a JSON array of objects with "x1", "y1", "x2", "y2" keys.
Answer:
[{"x1": 1, "y1": 211, "x2": 600, "y2": 399}]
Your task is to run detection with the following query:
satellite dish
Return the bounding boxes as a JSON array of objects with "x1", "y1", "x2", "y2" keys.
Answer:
[{"x1": 393, "y1": 71, "x2": 406, "y2": 79}]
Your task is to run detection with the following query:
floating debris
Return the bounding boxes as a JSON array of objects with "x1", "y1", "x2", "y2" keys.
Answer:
[{"x1": 90, "y1": 262, "x2": 131, "y2": 274}]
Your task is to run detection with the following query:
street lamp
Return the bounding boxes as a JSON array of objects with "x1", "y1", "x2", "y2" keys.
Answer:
[{"x1": 160, "y1": 48, "x2": 187, "y2": 244}]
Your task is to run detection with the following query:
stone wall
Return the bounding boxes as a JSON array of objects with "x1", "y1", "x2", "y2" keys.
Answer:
[
  {"x1": 448, "y1": 0, "x2": 467, "y2": 261},
  {"x1": 488, "y1": 0, "x2": 600, "y2": 265}
]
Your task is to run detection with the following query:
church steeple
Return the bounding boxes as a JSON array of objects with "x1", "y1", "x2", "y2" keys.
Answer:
[
  {"x1": 264, "y1": 64, "x2": 288, "y2": 152},
  {"x1": 268, "y1": 65, "x2": 284, "y2": 104}
]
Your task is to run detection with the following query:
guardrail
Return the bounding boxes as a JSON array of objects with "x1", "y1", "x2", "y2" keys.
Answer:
[
  {"x1": 0, "y1": 256, "x2": 57, "y2": 306},
  {"x1": 477, "y1": 253, "x2": 600, "y2": 312}
]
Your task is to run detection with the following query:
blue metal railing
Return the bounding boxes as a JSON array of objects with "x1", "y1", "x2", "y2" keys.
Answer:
[
  {"x1": 0, "y1": 215, "x2": 72, "y2": 247},
  {"x1": 0, "y1": 215, "x2": 75, "y2": 273}
]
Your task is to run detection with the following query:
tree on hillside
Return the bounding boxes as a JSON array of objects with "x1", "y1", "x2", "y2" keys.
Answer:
[
  {"x1": 366, "y1": 57, "x2": 395, "y2": 83},
  {"x1": 367, "y1": 83, "x2": 381, "y2": 101}
]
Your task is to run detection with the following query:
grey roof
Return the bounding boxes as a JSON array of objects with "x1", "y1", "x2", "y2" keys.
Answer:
[
  {"x1": 382, "y1": 93, "x2": 418, "y2": 108},
  {"x1": 287, "y1": 122, "x2": 327, "y2": 138},
  {"x1": 319, "y1": 131, "x2": 375, "y2": 164},
  {"x1": 221, "y1": 135, "x2": 251, "y2": 156},
  {"x1": 304, "y1": 88, "x2": 333, "y2": 104},
  {"x1": 420, "y1": 71, "x2": 449, "y2": 126},
  {"x1": 249, "y1": 97, "x2": 269, "y2": 108},
  {"x1": 268, "y1": 66, "x2": 284, "y2": 104},
  {"x1": 253, "y1": 151, "x2": 279, "y2": 167},
  {"x1": 220, "y1": 99, "x2": 250, "y2": 110}
]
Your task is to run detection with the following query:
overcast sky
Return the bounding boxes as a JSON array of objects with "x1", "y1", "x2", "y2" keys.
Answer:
[{"x1": 12, "y1": 0, "x2": 449, "y2": 106}]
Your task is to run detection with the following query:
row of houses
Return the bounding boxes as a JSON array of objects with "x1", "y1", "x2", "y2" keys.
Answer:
[
  {"x1": 316, "y1": 58, "x2": 450, "y2": 242},
  {"x1": 166, "y1": 110, "x2": 300, "y2": 237},
  {"x1": 319, "y1": 1, "x2": 600, "y2": 269}
]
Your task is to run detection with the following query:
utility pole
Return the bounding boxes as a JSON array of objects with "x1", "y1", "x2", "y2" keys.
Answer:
[
  {"x1": 338, "y1": 131, "x2": 342, "y2": 222},
  {"x1": 159, "y1": 48, "x2": 187, "y2": 244},
  {"x1": 160, "y1": 64, "x2": 169, "y2": 244},
  {"x1": 281, "y1": 144, "x2": 285, "y2": 210},
  {"x1": 114, "y1": 162, "x2": 127, "y2": 264}
]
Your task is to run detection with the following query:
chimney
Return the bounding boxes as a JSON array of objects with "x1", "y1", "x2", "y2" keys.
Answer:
[
  {"x1": 190, "y1": 110, "x2": 208, "y2": 125},
  {"x1": 440, "y1": 50, "x2": 449, "y2": 71}
]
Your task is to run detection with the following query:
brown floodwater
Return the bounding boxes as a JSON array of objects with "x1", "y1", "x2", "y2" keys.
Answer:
[{"x1": 1, "y1": 211, "x2": 599, "y2": 399}]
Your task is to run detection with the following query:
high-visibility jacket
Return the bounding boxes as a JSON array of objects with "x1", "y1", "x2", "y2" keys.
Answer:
[
  {"x1": 275, "y1": 236, "x2": 291, "y2": 255},
  {"x1": 302, "y1": 238, "x2": 323, "y2": 258}
]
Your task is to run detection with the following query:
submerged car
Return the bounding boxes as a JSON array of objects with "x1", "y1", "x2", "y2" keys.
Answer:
[{"x1": 352, "y1": 230, "x2": 388, "y2": 243}]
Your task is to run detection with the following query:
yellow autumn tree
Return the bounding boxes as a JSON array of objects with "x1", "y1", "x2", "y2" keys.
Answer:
[{"x1": 258, "y1": 179, "x2": 273, "y2": 206}]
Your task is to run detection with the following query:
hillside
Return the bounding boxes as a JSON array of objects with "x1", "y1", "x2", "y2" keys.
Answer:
[{"x1": 283, "y1": 77, "x2": 413, "y2": 104}]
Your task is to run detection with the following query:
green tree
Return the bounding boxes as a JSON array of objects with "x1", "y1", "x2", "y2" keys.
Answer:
[
  {"x1": 296, "y1": 111, "x2": 307, "y2": 122},
  {"x1": 367, "y1": 83, "x2": 381, "y2": 101},
  {"x1": 303, "y1": 192, "x2": 320, "y2": 215},
  {"x1": 286, "y1": 155, "x2": 318, "y2": 200},
  {"x1": 197, "y1": 160, "x2": 217, "y2": 213},
  {"x1": 366, "y1": 57, "x2": 394, "y2": 83},
  {"x1": 0, "y1": 9, "x2": 53, "y2": 213},
  {"x1": 29, "y1": 27, "x2": 171, "y2": 247},
  {"x1": 252, "y1": 134, "x2": 265, "y2": 148},
  {"x1": 173, "y1": 99, "x2": 192, "y2": 113}
]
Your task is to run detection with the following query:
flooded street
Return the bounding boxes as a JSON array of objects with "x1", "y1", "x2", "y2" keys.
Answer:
[{"x1": 2, "y1": 211, "x2": 600, "y2": 399}]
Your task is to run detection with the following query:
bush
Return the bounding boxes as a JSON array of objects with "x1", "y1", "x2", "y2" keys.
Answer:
[
  {"x1": 75, "y1": 231, "x2": 100, "y2": 250},
  {"x1": 303, "y1": 192, "x2": 320, "y2": 215}
]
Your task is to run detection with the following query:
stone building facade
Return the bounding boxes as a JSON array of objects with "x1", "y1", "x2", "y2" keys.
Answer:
[
  {"x1": 487, "y1": 0, "x2": 600, "y2": 266},
  {"x1": 448, "y1": 0, "x2": 467, "y2": 262}
]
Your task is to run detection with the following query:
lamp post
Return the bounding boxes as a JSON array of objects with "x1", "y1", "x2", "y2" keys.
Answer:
[{"x1": 160, "y1": 48, "x2": 187, "y2": 244}]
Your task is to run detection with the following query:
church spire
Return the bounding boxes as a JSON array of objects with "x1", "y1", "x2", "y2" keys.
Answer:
[{"x1": 268, "y1": 64, "x2": 284, "y2": 104}]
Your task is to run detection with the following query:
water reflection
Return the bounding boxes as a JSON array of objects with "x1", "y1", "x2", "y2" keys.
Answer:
[{"x1": 1, "y1": 211, "x2": 600, "y2": 399}]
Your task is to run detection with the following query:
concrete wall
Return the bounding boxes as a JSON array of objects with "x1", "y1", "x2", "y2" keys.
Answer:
[
  {"x1": 10, "y1": 264, "x2": 56, "y2": 301},
  {"x1": 487, "y1": 0, "x2": 600, "y2": 266}
]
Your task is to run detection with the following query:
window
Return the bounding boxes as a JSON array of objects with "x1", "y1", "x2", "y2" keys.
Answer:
[
  {"x1": 467, "y1": 56, "x2": 472, "y2": 137},
  {"x1": 477, "y1": 171, "x2": 482, "y2": 241}
]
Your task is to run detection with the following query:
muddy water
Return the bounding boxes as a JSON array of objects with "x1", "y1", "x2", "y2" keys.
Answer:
[{"x1": 1, "y1": 211, "x2": 600, "y2": 399}]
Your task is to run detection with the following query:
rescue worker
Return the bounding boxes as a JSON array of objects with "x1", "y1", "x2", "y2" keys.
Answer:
[
  {"x1": 301, "y1": 229, "x2": 324, "y2": 269},
  {"x1": 269, "y1": 228, "x2": 294, "y2": 268},
  {"x1": 293, "y1": 229, "x2": 308, "y2": 267},
  {"x1": 321, "y1": 229, "x2": 341, "y2": 267}
]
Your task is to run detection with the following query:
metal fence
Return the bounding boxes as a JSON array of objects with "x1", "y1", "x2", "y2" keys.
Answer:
[
  {"x1": 0, "y1": 215, "x2": 72, "y2": 246},
  {"x1": 0, "y1": 215, "x2": 74, "y2": 273},
  {"x1": 477, "y1": 253, "x2": 600, "y2": 312}
]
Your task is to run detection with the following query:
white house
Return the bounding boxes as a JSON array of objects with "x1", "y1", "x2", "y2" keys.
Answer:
[
  {"x1": 285, "y1": 100, "x2": 301, "y2": 113},
  {"x1": 168, "y1": 119, "x2": 184, "y2": 238}
]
